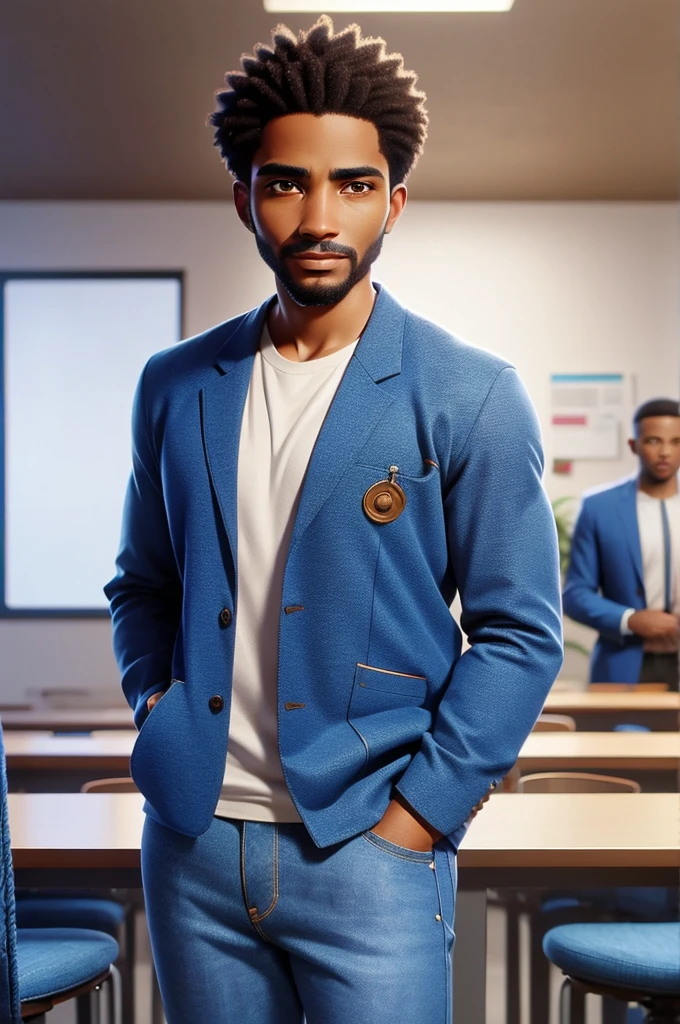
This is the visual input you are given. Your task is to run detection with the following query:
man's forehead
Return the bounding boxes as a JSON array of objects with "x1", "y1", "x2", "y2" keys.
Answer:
[
  {"x1": 638, "y1": 415, "x2": 680, "y2": 435},
  {"x1": 253, "y1": 113, "x2": 385, "y2": 169}
]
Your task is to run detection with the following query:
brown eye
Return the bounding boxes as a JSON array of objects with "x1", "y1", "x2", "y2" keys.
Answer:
[
  {"x1": 341, "y1": 182, "x2": 373, "y2": 194},
  {"x1": 270, "y1": 180, "x2": 300, "y2": 194}
]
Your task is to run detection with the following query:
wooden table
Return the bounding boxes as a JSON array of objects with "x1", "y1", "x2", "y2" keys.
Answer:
[
  {"x1": 4, "y1": 730, "x2": 137, "y2": 790},
  {"x1": 543, "y1": 690, "x2": 680, "y2": 732},
  {"x1": 10, "y1": 791, "x2": 680, "y2": 1024},
  {"x1": 0, "y1": 708, "x2": 134, "y2": 732},
  {"x1": 5, "y1": 694, "x2": 676, "y2": 733},
  {"x1": 11, "y1": 790, "x2": 677, "y2": 888},
  {"x1": 518, "y1": 730, "x2": 680, "y2": 771},
  {"x1": 4, "y1": 731, "x2": 137, "y2": 770},
  {"x1": 5, "y1": 729, "x2": 680, "y2": 790}
]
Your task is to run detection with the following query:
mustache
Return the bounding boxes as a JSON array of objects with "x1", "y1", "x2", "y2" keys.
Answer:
[{"x1": 282, "y1": 240, "x2": 357, "y2": 260}]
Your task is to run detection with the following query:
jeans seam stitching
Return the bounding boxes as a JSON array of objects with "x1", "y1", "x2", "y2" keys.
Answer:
[
  {"x1": 361, "y1": 832, "x2": 432, "y2": 863},
  {"x1": 239, "y1": 823, "x2": 252, "y2": 918},
  {"x1": 433, "y1": 852, "x2": 455, "y2": 1023},
  {"x1": 251, "y1": 825, "x2": 279, "y2": 923}
]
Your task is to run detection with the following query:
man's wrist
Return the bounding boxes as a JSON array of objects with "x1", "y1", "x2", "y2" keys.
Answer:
[{"x1": 391, "y1": 791, "x2": 442, "y2": 842}]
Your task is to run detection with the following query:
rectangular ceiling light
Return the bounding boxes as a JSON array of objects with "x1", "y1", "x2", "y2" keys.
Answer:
[{"x1": 264, "y1": 1, "x2": 514, "y2": 11}]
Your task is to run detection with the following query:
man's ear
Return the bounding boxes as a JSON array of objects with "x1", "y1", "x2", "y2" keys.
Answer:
[
  {"x1": 628, "y1": 437, "x2": 638, "y2": 456},
  {"x1": 233, "y1": 180, "x2": 254, "y2": 233},
  {"x1": 384, "y1": 183, "x2": 407, "y2": 235}
]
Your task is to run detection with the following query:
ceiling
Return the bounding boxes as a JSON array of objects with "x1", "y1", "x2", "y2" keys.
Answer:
[{"x1": 2, "y1": 0, "x2": 679, "y2": 201}]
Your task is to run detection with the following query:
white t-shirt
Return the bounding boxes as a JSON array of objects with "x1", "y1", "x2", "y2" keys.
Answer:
[{"x1": 215, "y1": 325, "x2": 358, "y2": 822}]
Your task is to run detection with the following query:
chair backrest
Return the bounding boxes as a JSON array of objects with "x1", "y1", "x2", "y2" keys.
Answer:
[
  {"x1": 80, "y1": 777, "x2": 139, "y2": 794},
  {"x1": 0, "y1": 726, "x2": 22, "y2": 1022},
  {"x1": 516, "y1": 771, "x2": 641, "y2": 794},
  {"x1": 533, "y1": 714, "x2": 577, "y2": 732}
]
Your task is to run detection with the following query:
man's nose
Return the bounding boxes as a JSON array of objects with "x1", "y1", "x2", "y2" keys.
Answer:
[{"x1": 298, "y1": 189, "x2": 339, "y2": 239}]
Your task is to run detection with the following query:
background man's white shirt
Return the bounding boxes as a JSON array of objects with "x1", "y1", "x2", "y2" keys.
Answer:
[{"x1": 620, "y1": 489, "x2": 680, "y2": 652}]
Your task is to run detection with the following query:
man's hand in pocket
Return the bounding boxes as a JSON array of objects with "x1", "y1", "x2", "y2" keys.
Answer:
[{"x1": 146, "y1": 691, "x2": 166, "y2": 713}]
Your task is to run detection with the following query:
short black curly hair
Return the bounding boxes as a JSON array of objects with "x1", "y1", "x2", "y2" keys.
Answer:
[
  {"x1": 208, "y1": 16, "x2": 428, "y2": 188},
  {"x1": 633, "y1": 398, "x2": 680, "y2": 429}
]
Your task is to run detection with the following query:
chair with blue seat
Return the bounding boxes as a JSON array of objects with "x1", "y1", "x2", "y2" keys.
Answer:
[
  {"x1": 14, "y1": 895, "x2": 131, "y2": 1023},
  {"x1": 14, "y1": 778, "x2": 142, "y2": 1023},
  {"x1": 507, "y1": 772, "x2": 678, "y2": 1024},
  {"x1": 543, "y1": 921, "x2": 680, "y2": 1023},
  {"x1": 0, "y1": 723, "x2": 120, "y2": 1024}
]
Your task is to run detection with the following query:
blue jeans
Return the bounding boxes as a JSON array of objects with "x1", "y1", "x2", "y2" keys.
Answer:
[{"x1": 142, "y1": 815, "x2": 457, "y2": 1023}]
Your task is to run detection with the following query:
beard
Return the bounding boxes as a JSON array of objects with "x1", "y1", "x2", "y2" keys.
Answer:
[{"x1": 254, "y1": 230, "x2": 385, "y2": 308}]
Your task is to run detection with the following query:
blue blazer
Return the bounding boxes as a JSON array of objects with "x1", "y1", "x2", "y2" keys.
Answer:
[
  {"x1": 562, "y1": 477, "x2": 645, "y2": 683},
  {"x1": 105, "y1": 285, "x2": 563, "y2": 845}
]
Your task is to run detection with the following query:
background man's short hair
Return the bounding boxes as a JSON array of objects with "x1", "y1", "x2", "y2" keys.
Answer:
[
  {"x1": 208, "y1": 15, "x2": 428, "y2": 189},
  {"x1": 633, "y1": 398, "x2": 680, "y2": 426}
]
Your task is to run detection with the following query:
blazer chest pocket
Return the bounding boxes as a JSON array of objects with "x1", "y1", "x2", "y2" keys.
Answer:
[{"x1": 347, "y1": 663, "x2": 430, "y2": 765}]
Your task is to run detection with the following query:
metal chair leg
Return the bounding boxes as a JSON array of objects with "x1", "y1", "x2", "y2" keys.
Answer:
[
  {"x1": 529, "y1": 917, "x2": 551, "y2": 1024},
  {"x1": 505, "y1": 900, "x2": 521, "y2": 1024},
  {"x1": 152, "y1": 963, "x2": 164, "y2": 1024},
  {"x1": 560, "y1": 978, "x2": 586, "y2": 1024},
  {"x1": 121, "y1": 905, "x2": 136, "y2": 1024},
  {"x1": 106, "y1": 963, "x2": 122, "y2": 1024},
  {"x1": 76, "y1": 991, "x2": 93, "y2": 1024}
]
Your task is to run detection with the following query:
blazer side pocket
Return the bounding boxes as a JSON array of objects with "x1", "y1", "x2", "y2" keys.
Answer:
[{"x1": 347, "y1": 663, "x2": 430, "y2": 766}]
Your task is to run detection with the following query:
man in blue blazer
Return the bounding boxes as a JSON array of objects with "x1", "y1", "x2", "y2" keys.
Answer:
[
  {"x1": 563, "y1": 398, "x2": 680, "y2": 688},
  {"x1": 105, "y1": 17, "x2": 562, "y2": 1024}
]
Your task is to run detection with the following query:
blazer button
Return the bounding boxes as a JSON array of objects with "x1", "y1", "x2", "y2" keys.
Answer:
[
  {"x1": 208, "y1": 695, "x2": 224, "y2": 713},
  {"x1": 219, "y1": 608, "x2": 232, "y2": 628}
]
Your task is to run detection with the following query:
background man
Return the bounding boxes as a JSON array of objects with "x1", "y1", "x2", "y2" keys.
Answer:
[
  {"x1": 563, "y1": 397, "x2": 680, "y2": 689},
  {"x1": 105, "y1": 17, "x2": 562, "y2": 1023}
]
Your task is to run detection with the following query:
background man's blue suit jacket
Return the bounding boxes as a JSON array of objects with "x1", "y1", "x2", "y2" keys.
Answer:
[
  {"x1": 105, "y1": 285, "x2": 563, "y2": 846},
  {"x1": 563, "y1": 477, "x2": 645, "y2": 683}
]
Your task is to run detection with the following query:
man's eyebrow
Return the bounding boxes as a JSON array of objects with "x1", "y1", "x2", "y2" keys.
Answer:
[
  {"x1": 329, "y1": 166, "x2": 385, "y2": 181},
  {"x1": 256, "y1": 163, "x2": 310, "y2": 179}
]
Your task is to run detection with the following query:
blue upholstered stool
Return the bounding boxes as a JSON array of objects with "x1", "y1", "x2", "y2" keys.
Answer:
[{"x1": 543, "y1": 922, "x2": 680, "y2": 1024}]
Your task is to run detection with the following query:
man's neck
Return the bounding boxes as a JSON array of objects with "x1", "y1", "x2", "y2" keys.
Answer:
[
  {"x1": 267, "y1": 276, "x2": 376, "y2": 362},
  {"x1": 638, "y1": 473, "x2": 679, "y2": 500}
]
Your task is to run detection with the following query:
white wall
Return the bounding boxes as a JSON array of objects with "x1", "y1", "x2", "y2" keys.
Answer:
[{"x1": 0, "y1": 200, "x2": 678, "y2": 700}]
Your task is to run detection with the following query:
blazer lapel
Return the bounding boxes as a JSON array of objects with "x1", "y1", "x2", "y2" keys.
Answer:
[
  {"x1": 200, "y1": 285, "x2": 407, "y2": 563},
  {"x1": 201, "y1": 300, "x2": 270, "y2": 570},
  {"x1": 617, "y1": 477, "x2": 644, "y2": 587},
  {"x1": 288, "y1": 285, "x2": 405, "y2": 552}
]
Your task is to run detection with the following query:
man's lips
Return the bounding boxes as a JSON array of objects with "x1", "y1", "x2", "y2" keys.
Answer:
[{"x1": 289, "y1": 253, "x2": 349, "y2": 261}]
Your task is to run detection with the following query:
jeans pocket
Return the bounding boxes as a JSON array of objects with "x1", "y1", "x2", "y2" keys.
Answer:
[{"x1": 362, "y1": 830, "x2": 433, "y2": 863}]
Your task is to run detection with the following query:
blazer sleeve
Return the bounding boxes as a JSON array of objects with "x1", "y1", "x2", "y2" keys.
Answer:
[
  {"x1": 103, "y1": 362, "x2": 182, "y2": 729},
  {"x1": 562, "y1": 498, "x2": 631, "y2": 640},
  {"x1": 395, "y1": 366, "x2": 564, "y2": 838}
]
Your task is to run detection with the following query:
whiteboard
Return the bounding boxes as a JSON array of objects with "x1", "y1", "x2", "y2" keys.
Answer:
[{"x1": 3, "y1": 276, "x2": 181, "y2": 612}]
